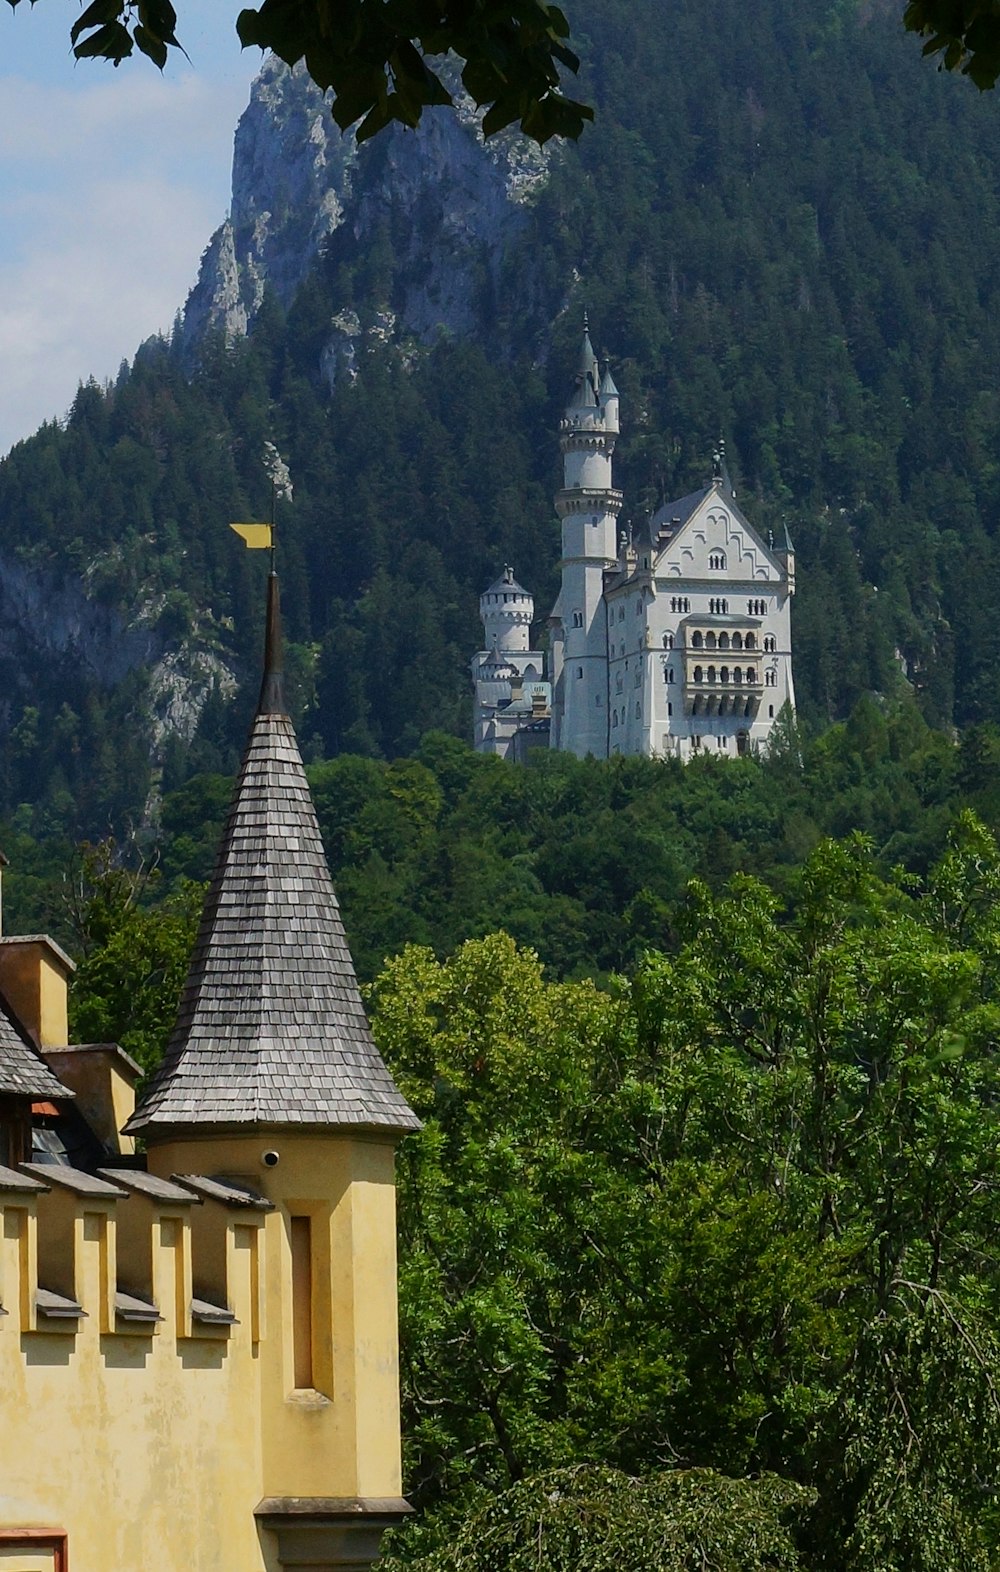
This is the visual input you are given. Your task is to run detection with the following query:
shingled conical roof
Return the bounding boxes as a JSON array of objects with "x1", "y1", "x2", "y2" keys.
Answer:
[{"x1": 127, "y1": 574, "x2": 418, "y2": 1137}]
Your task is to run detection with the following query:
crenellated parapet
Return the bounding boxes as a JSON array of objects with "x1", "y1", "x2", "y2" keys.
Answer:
[{"x1": 0, "y1": 1161, "x2": 269, "y2": 1342}]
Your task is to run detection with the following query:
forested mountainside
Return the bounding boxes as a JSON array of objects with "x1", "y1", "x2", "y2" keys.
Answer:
[{"x1": 3, "y1": 0, "x2": 1000, "y2": 838}]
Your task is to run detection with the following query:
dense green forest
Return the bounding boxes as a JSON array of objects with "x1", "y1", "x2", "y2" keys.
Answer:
[{"x1": 4, "y1": 0, "x2": 1000, "y2": 840}]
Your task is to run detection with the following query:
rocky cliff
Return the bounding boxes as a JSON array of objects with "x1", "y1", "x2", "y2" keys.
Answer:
[{"x1": 181, "y1": 57, "x2": 549, "y2": 359}]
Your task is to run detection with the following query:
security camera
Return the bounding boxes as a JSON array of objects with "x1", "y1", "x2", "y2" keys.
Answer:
[{"x1": 261, "y1": 1150, "x2": 280, "y2": 1168}]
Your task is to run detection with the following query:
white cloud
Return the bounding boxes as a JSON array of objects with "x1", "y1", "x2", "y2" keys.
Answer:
[{"x1": 0, "y1": 65, "x2": 253, "y2": 454}]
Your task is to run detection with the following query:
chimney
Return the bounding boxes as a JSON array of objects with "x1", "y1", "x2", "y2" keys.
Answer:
[{"x1": 0, "y1": 935, "x2": 75, "y2": 1049}]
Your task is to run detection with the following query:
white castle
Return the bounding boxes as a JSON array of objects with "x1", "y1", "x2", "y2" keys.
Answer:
[{"x1": 472, "y1": 322, "x2": 796, "y2": 761}]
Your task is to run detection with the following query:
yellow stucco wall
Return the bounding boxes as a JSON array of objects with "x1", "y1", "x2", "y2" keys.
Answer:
[
  {"x1": 0, "y1": 942, "x2": 71, "y2": 1049},
  {"x1": 0, "y1": 1129, "x2": 405, "y2": 1572}
]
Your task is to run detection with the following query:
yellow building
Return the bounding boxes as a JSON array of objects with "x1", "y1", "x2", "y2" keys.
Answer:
[{"x1": 0, "y1": 573, "x2": 419, "y2": 1571}]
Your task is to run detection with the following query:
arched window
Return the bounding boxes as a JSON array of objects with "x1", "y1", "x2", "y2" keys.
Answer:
[
  {"x1": 692, "y1": 631, "x2": 703, "y2": 649},
  {"x1": 733, "y1": 668, "x2": 742, "y2": 685},
  {"x1": 746, "y1": 668, "x2": 757, "y2": 684},
  {"x1": 694, "y1": 665, "x2": 703, "y2": 682},
  {"x1": 769, "y1": 704, "x2": 774, "y2": 718},
  {"x1": 744, "y1": 632, "x2": 756, "y2": 650},
  {"x1": 764, "y1": 635, "x2": 776, "y2": 653},
  {"x1": 765, "y1": 669, "x2": 776, "y2": 687},
  {"x1": 709, "y1": 551, "x2": 726, "y2": 571},
  {"x1": 706, "y1": 631, "x2": 717, "y2": 650},
  {"x1": 663, "y1": 633, "x2": 674, "y2": 649},
  {"x1": 635, "y1": 701, "x2": 642, "y2": 719},
  {"x1": 720, "y1": 666, "x2": 729, "y2": 684},
  {"x1": 612, "y1": 711, "x2": 619, "y2": 728},
  {"x1": 572, "y1": 610, "x2": 583, "y2": 628},
  {"x1": 718, "y1": 632, "x2": 730, "y2": 650},
  {"x1": 707, "y1": 665, "x2": 716, "y2": 683},
  {"x1": 732, "y1": 632, "x2": 743, "y2": 650}
]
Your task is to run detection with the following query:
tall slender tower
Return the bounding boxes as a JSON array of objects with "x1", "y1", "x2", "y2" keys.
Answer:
[
  {"x1": 551, "y1": 320, "x2": 622, "y2": 758},
  {"x1": 126, "y1": 572, "x2": 419, "y2": 1572}
]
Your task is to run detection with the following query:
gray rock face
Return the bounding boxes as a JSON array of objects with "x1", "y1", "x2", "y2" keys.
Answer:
[{"x1": 181, "y1": 56, "x2": 549, "y2": 355}]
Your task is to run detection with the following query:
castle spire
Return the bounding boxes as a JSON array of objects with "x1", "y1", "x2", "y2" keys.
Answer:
[
  {"x1": 257, "y1": 571, "x2": 286, "y2": 716},
  {"x1": 126, "y1": 568, "x2": 417, "y2": 1139}
]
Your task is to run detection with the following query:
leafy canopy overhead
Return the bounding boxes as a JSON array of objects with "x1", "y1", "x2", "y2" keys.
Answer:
[{"x1": 6, "y1": 0, "x2": 592, "y2": 143}]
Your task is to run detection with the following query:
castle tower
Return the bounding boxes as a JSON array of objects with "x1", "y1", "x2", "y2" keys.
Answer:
[
  {"x1": 479, "y1": 566, "x2": 533, "y2": 654},
  {"x1": 125, "y1": 572, "x2": 419, "y2": 1571},
  {"x1": 551, "y1": 321, "x2": 622, "y2": 758}
]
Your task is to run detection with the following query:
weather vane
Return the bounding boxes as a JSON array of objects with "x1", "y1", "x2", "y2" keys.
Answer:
[{"x1": 230, "y1": 441, "x2": 293, "y2": 571}]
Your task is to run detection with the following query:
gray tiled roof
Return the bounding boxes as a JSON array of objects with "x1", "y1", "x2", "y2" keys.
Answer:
[
  {"x1": 0, "y1": 997, "x2": 73, "y2": 1101},
  {"x1": 127, "y1": 574, "x2": 418, "y2": 1137}
]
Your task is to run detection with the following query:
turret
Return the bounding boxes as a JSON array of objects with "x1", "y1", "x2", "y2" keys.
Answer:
[
  {"x1": 479, "y1": 566, "x2": 533, "y2": 655},
  {"x1": 126, "y1": 569, "x2": 418, "y2": 1571},
  {"x1": 553, "y1": 318, "x2": 623, "y2": 759}
]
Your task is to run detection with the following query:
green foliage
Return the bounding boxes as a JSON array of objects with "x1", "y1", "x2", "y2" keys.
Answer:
[
  {"x1": 5, "y1": 0, "x2": 591, "y2": 144},
  {"x1": 386, "y1": 1465, "x2": 809, "y2": 1572},
  {"x1": 62, "y1": 841, "x2": 202, "y2": 1070},
  {"x1": 367, "y1": 819, "x2": 1000, "y2": 1566}
]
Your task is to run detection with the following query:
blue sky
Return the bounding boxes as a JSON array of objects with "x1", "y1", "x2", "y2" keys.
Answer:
[{"x1": 0, "y1": 4, "x2": 259, "y2": 455}]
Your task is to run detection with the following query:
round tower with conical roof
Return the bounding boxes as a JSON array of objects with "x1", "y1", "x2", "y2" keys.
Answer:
[{"x1": 479, "y1": 566, "x2": 533, "y2": 655}]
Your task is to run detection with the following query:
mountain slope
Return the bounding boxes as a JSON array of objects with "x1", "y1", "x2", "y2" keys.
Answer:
[{"x1": 2, "y1": 0, "x2": 1000, "y2": 836}]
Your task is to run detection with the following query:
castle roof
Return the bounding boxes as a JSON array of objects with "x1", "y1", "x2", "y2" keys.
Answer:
[
  {"x1": 647, "y1": 486, "x2": 711, "y2": 541},
  {"x1": 127, "y1": 573, "x2": 418, "y2": 1137},
  {"x1": 483, "y1": 567, "x2": 530, "y2": 598},
  {"x1": 0, "y1": 1000, "x2": 72, "y2": 1101}
]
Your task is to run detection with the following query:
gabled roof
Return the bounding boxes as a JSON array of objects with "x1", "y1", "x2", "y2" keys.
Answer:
[
  {"x1": 0, "y1": 997, "x2": 72, "y2": 1101},
  {"x1": 127, "y1": 574, "x2": 418, "y2": 1138},
  {"x1": 646, "y1": 486, "x2": 712, "y2": 544}
]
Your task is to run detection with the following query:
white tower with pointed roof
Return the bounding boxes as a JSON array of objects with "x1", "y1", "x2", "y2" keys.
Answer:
[{"x1": 548, "y1": 319, "x2": 623, "y2": 756}]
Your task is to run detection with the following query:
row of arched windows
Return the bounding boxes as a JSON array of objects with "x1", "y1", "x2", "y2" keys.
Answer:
[
  {"x1": 692, "y1": 666, "x2": 758, "y2": 685},
  {"x1": 690, "y1": 630, "x2": 756, "y2": 651},
  {"x1": 669, "y1": 596, "x2": 690, "y2": 613},
  {"x1": 748, "y1": 598, "x2": 767, "y2": 616},
  {"x1": 611, "y1": 703, "x2": 643, "y2": 727}
]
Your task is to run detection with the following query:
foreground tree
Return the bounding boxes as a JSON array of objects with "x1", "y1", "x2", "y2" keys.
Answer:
[{"x1": 7, "y1": 0, "x2": 591, "y2": 142}]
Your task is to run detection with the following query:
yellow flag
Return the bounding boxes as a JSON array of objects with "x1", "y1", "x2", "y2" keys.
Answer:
[{"x1": 229, "y1": 523, "x2": 272, "y2": 549}]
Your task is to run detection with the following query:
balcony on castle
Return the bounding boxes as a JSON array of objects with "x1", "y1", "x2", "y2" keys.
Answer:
[{"x1": 683, "y1": 659, "x2": 762, "y2": 717}]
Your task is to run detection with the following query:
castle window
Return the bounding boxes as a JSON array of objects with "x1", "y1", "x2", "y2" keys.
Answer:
[
  {"x1": 764, "y1": 635, "x2": 776, "y2": 653},
  {"x1": 718, "y1": 736, "x2": 727, "y2": 749},
  {"x1": 769, "y1": 704, "x2": 774, "y2": 718},
  {"x1": 635, "y1": 701, "x2": 642, "y2": 719},
  {"x1": 668, "y1": 703, "x2": 672, "y2": 716},
  {"x1": 612, "y1": 711, "x2": 619, "y2": 727},
  {"x1": 635, "y1": 599, "x2": 642, "y2": 615},
  {"x1": 692, "y1": 735, "x2": 701, "y2": 750},
  {"x1": 290, "y1": 1215, "x2": 314, "y2": 1390},
  {"x1": 576, "y1": 667, "x2": 584, "y2": 679},
  {"x1": 643, "y1": 556, "x2": 649, "y2": 569},
  {"x1": 573, "y1": 610, "x2": 583, "y2": 628},
  {"x1": 691, "y1": 631, "x2": 703, "y2": 649},
  {"x1": 707, "y1": 666, "x2": 716, "y2": 684},
  {"x1": 732, "y1": 632, "x2": 743, "y2": 650},
  {"x1": 666, "y1": 667, "x2": 674, "y2": 683},
  {"x1": 766, "y1": 669, "x2": 776, "y2": 687},
  {"x1": 595, "y1": 694, "x2": 602, "y2": 706},
  {"x1": 744, "y1": 632, "x2": 756, "y2": 650},
  {"x1": 616, "y1": 675, "x2": 623, "y2": 694},
  {"x1": 705, "y1": 631, "x2": 717, "y2": 650},
  {"x1": 718, "y1": 632, "x2": 730, "y2": 650},
  {"x1": 693, "y1": 665, "x2": 703, "y2": 682},
  {"x1": 709, "y1": 552, "x2": 726, "y2": 571},
  {"x1": 663, "y1": 633, "x2": 673, "y2": 649},
  {"x1": 747, "y1": 668, "x2": 757, "y2": 684},
  {"x1": 733, "y1": 668, "x2": 742, "y2": 685},
  {"x1": 618, "y1": 606, "x2": 625, "y2": 622},
  {"x1": 720, "y1": 666, "x2": 729, "y2": 684}
]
